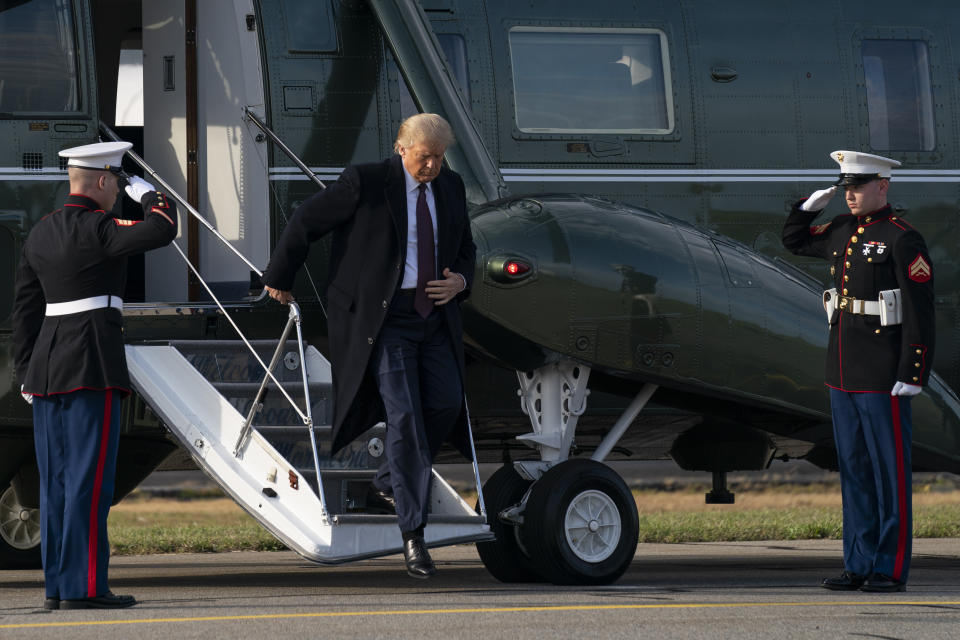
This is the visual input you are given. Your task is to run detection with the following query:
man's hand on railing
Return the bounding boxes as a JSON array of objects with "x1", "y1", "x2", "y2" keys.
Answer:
[{"x1": 264, "y1": 285, "x2": 294, "y2": 304}]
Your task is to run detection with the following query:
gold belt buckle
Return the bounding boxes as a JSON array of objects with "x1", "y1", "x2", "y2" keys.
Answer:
[{"x1": 839, "y1": 296, "x2": 849, "y2": 310}]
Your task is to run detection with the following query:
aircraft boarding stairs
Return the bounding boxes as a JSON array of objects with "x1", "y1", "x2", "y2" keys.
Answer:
[{"x1": 126, "y1": 335, "x2": 492, "y2": 563}]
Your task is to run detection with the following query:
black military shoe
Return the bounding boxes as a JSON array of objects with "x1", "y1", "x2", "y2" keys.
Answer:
[
  {"x1": 860, "y1": 573, "x2": 906, "y2": 592},
  {"x1": 403, "y1": 536, "x2": 437, "y2": 579},
  {"x1": 60, "y1": 592, "x2": 137, "y2": 609},
  {"x1": 43, "y1": 597, "x2": 59, "y2": 610},
  {"x1": 821, "y1": 571, "x2": 867, "y2": 590},
  {"x1": 366, "y1": 485, "x2": 396, "y2": 514}
]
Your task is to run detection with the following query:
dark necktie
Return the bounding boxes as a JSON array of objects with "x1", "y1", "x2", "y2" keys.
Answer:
[{"x1": 414, "y1": 183, "x2": 436, "y2": 318}]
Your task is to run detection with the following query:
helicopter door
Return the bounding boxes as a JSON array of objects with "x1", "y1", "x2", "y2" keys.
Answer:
[{"x1": 137, "y1": 0, "x2": 269, "y2": 302}]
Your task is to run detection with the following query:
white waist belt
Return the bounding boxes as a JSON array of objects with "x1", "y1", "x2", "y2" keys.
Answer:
[
  {"x1": 838, "y1": 295, "x2": 880, "y2": 315},
  {"x1": 46, "y1": 295, "x2": 123, "y2": 316}
]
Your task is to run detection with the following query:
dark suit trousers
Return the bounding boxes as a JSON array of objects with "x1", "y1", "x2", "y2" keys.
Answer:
[
  {"x1": 370, "y1": 292, "x2": 462, "y2": 533},
  {"x1": 33, "y1": 389, "x2": 122, "y2": 599}
]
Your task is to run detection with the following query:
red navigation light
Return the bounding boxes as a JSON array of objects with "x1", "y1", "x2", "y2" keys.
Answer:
[
  {"x1": 505, "y1": 260, "x2": 530, "y2": 276},
  {"x1": 488, "y1": 255, "x2": 535, "y2": 283}
]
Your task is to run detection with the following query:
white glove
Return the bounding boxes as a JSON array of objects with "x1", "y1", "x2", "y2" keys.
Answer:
[
  {"x1": 800, "y1": 186, "x2": 838, "y2": 212},
  {"x1": 891, "y1": 381, "x2": 922, "y2": 397},
  {"x1": 124, "y1": 175, "x2": 156, "y2": 202},
  {"x1": 21, "y1": 384, "x2": 33, "y2": 405}
]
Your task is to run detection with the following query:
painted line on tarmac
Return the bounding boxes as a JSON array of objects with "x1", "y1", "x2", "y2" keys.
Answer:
[{"x1": 5, "y1": 601, "x2": 960, "y2": 630}]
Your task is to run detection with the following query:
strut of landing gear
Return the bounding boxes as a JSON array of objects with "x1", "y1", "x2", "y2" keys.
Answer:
[
  {"x1": 475, "y1": 361, "x2": 657, "y2": 585},
  {"x1": 705, "y1": 471, "x2": 736, "y2": 504}
]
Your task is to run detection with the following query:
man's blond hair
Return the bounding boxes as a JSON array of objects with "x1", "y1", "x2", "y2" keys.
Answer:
[{"x1": 394, "y1": 113, "x2": 455, "y2": 153}]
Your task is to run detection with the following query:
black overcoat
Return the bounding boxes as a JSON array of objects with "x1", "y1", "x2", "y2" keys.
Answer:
[
  {"x1": 783, "y1": 201, "x2": 935, "y2": 392},
  {"x1": 262, "y1": 156, "x2": 476, "y2": 455},
  {"x1": 13, "y1": 192, "x2": 178, "y2": 395}
]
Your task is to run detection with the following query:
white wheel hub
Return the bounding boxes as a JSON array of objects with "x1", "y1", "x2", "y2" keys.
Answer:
[
  {"x1": 563, "y1": 489, "x2": 621, "y2": 563},
  {"x1": 0, "y1": 486, "x2": 41, "y2": 550}
]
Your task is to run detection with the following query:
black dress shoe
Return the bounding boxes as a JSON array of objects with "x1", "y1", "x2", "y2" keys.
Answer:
[
  {"x1": 43, "y1": 597, "x2": 59, "y2": 610},
  {"x1": 60, "y1": 592, "x2": 137, "y2": 609},
  {"x1": 366, "y1": 486, "x2": 396, "y2": 514},
  {"x1": 403, "y1": 536, "x2": 437, "y2": 579},
  {"x1": 861, "y1": 573, "x2": 906, "y2": 592},
  {"x1": 821, "y1": 571, "x2": 867, "y2": 590}
]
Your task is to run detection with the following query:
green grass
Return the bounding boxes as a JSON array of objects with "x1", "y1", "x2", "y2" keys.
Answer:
[
  {"x1": 109, "y1": 524, "x2": 287, "y2": 555},
  {"x1": 105, "y1": 491, "x2": 960, "y2": 555}
]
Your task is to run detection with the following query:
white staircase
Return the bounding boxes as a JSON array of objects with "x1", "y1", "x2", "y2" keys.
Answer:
[{"x1": 125, "y1": 338, "x2": 491, "y2": 564}]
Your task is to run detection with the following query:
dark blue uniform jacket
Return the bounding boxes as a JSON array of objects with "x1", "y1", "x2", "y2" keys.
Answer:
[
  {"x1": 13, "y1": 191, "x2": 178, "y2": 396},
  {"x1": 783, "y1": 201, "x2": 934, "y2": 392}
]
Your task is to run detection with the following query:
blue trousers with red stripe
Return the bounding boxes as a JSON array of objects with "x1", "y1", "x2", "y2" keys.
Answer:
[
  {"x1": 829, "y1": 389, "x2": 912, "y2": 583},
  {"x1": 33, "y1": 389, "x2": 122, "y2": 600}
]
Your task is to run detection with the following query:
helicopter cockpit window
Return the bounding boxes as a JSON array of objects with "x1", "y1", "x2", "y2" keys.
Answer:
[
  {"x1": 509, "y1": 28, "x2": 673, "y2": 134},
  {"x1": 862, "y1": 39, "x2": 935, "y2": 151},
  {"x1": 0, "y1": 0, "x2": 79, "y2": 114}
]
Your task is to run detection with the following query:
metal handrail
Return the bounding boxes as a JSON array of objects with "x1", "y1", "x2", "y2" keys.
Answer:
[
  {"x1": 99, "y1": 123, "x2": 262, "y2": 277},
  {"x1": 98, "y1": 121, "x2": 326, "y2": 516},
  {"x1": 244, "y1": 107, "x2": 326, "y2": 190}
]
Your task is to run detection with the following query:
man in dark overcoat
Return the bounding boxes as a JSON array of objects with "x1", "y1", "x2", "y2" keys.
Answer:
[
  {"x1": 783, "y1": 150, "x2": 935, "y2": 593},
  {"x1": 262, "y1": 113, "x2": 476, "y2": 578},
  {"x1": 13, "y1": 141, "x2": 178, "y2": 609}
]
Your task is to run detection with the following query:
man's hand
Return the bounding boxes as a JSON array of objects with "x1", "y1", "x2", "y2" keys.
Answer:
[
  {"x1": 425, "y1": 268, "x2": 465, "y2": 306},
  {"x1": 124, "y1": 176, "x2": 156, "y2": 202},
  {"x1": 21, "y1": 385, "x2": 32, "y2": 405},
  {"x1": 891, "y1": 381, "x2": 922, "y2": 397},
  {"x1": 800, "y1": 186, "x2": 838, "y2": 212},
  {"x1": 264, "y1": 285, "x2": 294, "y2": 304}
]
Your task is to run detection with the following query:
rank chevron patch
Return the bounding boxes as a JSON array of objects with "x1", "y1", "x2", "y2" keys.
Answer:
[
  {"x1": 908, "y1": 254, "x2": 932, "y2": 282},
  {"x1": 810, "y1": 222, "x2": 832, "y2": 235}
]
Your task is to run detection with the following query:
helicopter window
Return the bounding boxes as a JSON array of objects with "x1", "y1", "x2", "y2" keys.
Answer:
[
  {"x1": 281, "y1": 0, "x2": 337, "y2": 53},
  {"x1": 862, "y1": 39, "x2": 935, "y2": 151},
  {"x1": 508, "y1": 28, "x2": 673, "y2": 134},
  {"x1": 395, "y1": 34, "x2": 471, "y2": 120},
  {"x1": 0, "y1": 0, "x2": 80, "y2": 114}
]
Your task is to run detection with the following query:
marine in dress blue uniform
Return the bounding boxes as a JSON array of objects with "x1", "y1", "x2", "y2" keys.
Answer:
[
  {"x1": 12, "y1": 141, "x2": 178, "y2": 609},
  {"x1": 262, "y1": 114, "x2": 476, "y2": 579},
  {"x1": 783, "y1": 150, "x2": 935, "y2": 593}
]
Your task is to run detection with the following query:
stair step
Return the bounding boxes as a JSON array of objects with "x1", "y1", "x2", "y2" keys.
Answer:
[
  {"x1": 212, "y1": 381, "x2": 330, "y2": 393},
  {"x1": 168, "y1": 339, "x2": 304, "y2": 350},
  {"x1": 254, "y1": 425, "x2": 333, "y2": 435},
  {"x1": 331, "y1": 514, "x2": 486, "y2": 525}
]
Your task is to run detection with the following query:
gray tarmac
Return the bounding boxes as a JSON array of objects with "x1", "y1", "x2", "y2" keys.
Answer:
[{"x1": 3, "y1": 538, "x2": 960, "y2": 639}]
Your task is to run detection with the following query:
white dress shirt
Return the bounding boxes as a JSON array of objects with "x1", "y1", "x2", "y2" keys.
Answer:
[{"x1": 400, "y1": 166, "x2": 439, "y2": 289}]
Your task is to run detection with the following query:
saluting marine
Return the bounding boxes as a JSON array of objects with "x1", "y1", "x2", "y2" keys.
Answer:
[
  {"x1": 783, "y1": 150, "x2": 935, "y2": 593},
  {"x1": 12, "y1": 141, "x2": 178, "y2": 609}
]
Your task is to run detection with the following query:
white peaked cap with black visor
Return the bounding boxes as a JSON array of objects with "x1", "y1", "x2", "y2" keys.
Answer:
[
  {"x1": 58, "y1": 141, "x2": 132, "y2": 178},
  {"x1": 830, "y1": 150, "x2": 901, "y2": 186}
]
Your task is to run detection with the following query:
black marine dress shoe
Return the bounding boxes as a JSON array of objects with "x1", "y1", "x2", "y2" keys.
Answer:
[
  {"x1": 60, "y1": 592, "x2": 137, "y2": 609},
  {"x1": 860, "y1": 573, "x2": 906, "y2": 592},
  {"x1": 821, "y1": 571, "x2": 867, "y2": 590},
  {"x1": 366, "y1": 486, "x2": 396, "y2": 514},
  {"x1": 43, "y1": 597, "x2": 59, "y2": 610},
  {"x1": 403, "y1": 536, "x2": 437, "y2": 579}
]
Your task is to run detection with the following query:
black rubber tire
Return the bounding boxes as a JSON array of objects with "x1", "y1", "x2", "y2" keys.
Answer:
[
  {"x1": 521, "y1": 459, "x2": 638, "y2": 585},
  {"x1": 0, "y1": 484, "x2": 42, "y2": 570},
  {"x1": 475, "y1": 464, "x2": 542, "y2": 583}
]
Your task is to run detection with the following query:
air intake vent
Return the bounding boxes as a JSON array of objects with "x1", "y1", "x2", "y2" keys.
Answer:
[{"x1": 22, "y1": 152, "x2": 43, "y2": 171}]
